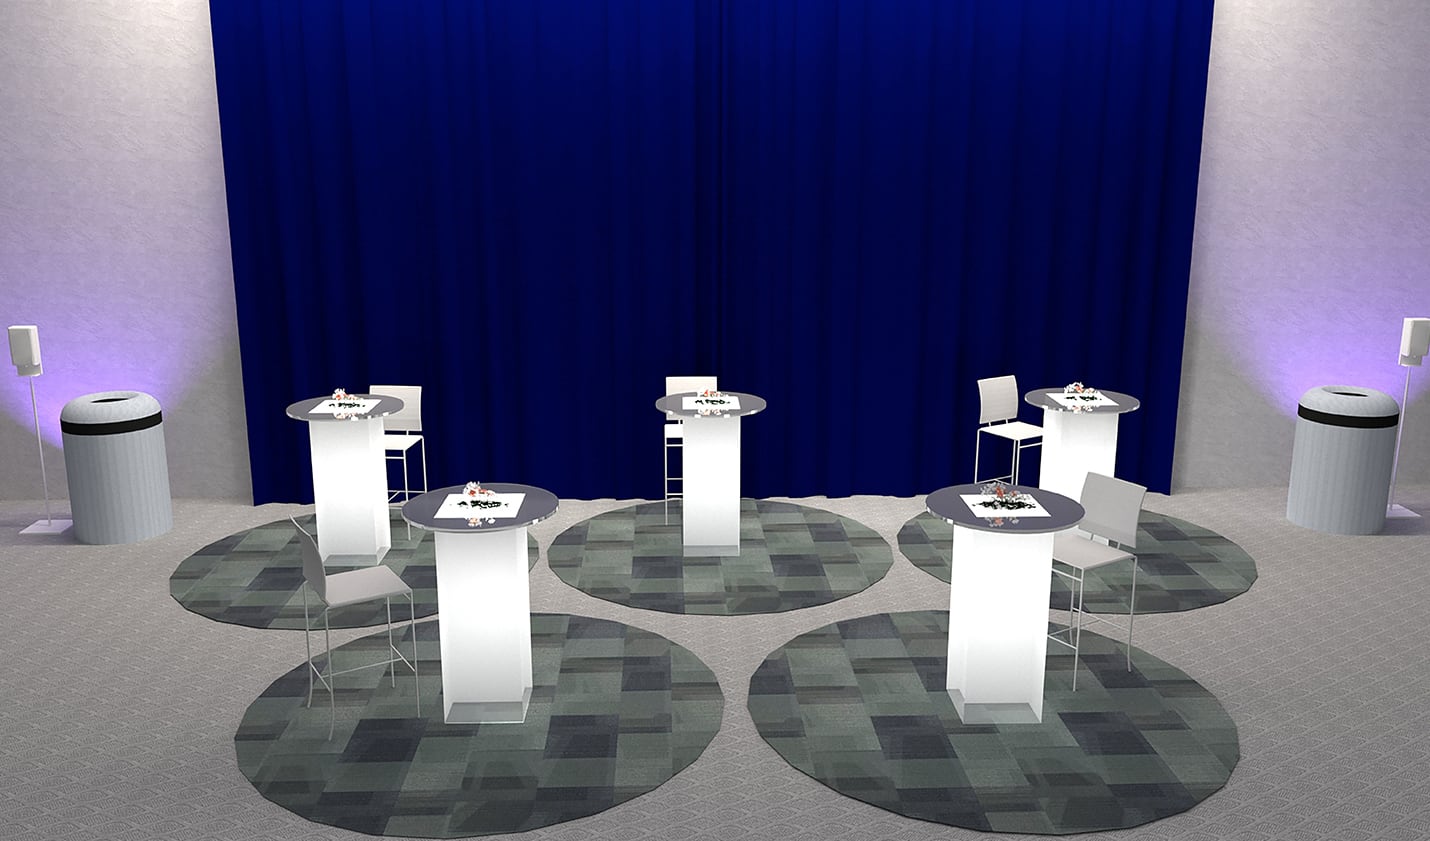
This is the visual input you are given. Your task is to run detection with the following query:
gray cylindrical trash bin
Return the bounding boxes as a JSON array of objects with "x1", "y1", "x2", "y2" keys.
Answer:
[
  {"x1": 61, "y1": 391, "x2": 173, "y2": 544},
  {"x1": 1286, "y1": 385, "x2": 1399, "y2": 535}
]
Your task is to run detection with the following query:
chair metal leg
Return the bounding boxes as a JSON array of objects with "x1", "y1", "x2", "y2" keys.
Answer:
[
  {"x1": 303, "y1": 585, "x2": 314, "y2": 707},
  {"x1": 419, "y1": 438, "x2": 428, "y2": 494},
  {"x1": 1012, "y1": 441, "x2": 1021, "y2": 485},
  {"x1": 409, "y1": 591, "x2": 420, "y2": 716},
  {"x1": 323, "y1": 608, "x2": 334, "y2": 740},
  {"x1": 973, "y1": 430, "x2": 982, "y2": 483},
  {"x1": 386, "y1": 596, "x2": 396, "y2": 687},
  {"x1": 1072, "y1": 570, "x2": 1085, "y2": 692},
  {"x1": 1127, "y1": 557, "x2": 1137, "y2": 671}
]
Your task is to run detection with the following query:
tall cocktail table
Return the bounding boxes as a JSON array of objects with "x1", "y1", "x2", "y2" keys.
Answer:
[
  {"x1": 926, "y1": 483, "x2": 1084, "y2": 724},
  {"x1": 402, "y1": 483, "x2": 559, "y2": 724},
  {"x1": 655, "y1": 391, "x2": 766, "y2": 556},
  {"x1": 1024, "y1": 388, "x2": 1141, "y2": 499},
  {"x1": 286, "y1": 394, "x2": 404, "y2": 565}
]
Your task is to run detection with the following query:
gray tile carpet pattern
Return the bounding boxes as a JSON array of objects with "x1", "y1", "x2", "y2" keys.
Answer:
[
  {"x1": 748, "y1": 611, "x2": 1238, "y2": 834},
  {"x1": 897, "y1": 510, "x2": 1259, "y2": 613},
  {"x1": 548, "y1": 499, "x2": 893, "y2": 615},
  {"x1": 236, "y1": 614, "x2": 723, "y2": 837},
  {"x1": 3, "y1": 488, "x2": 1430, "y2": 840},
  {"x1": 168, "y1": 511, "x2": 539, "y2": 630}
]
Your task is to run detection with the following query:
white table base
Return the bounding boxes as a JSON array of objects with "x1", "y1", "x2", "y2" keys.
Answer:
[
  {"x1": 434, "y1": 529, "x2": 533, "y2": 724},
  {"x1": 682, "y1": 414, "x2": 741, "y2": 556},
  {"x1": 309, "y1": 419, "x2": 391, "y2": 565},
  {"x1": 947, "y1": 526, "x2": 1054, "y2": 724},
  {"x1": 1038, "y1": 410, "x2": 1120, "y2": 500}
]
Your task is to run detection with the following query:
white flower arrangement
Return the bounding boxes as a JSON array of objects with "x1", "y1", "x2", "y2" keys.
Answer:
[{"x1": 1062, "y1": 382, "x2": 1100, "y2": 412}]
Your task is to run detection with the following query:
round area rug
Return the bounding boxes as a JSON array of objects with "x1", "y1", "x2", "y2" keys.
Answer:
[
  {"x1": 897, "y1": 510, "x2": 1257, "y2": 613},
  {"x1": 236, "y1": 613, "x2": 723, "y2": 838},
  {"x1": 170, "y1": 511, "x2": 539, "y2": 630},
  {"x1": 548, "y1": 499, "x2": 893, "y2": 615},
  {"x1": 748, "y1": 611, "x2": 1239, "y2": 835}
]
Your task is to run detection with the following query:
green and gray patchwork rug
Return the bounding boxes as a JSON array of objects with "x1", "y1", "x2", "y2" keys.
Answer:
[
  {"x1": 548, "y1": 500, "x2": 893, "y2": 615},
  {"x1": 170, "y1": 512, "x2": 538, "y2": 630},
  {"x1": 897, "y1": 511, "x2": 1258, "y2": 613},
  {"x1": 236, "y1": 613, "x2": 723, "y2": 837},
  {"x1": 748, "y1": 610, "x2": 1239, "y2": 834}
]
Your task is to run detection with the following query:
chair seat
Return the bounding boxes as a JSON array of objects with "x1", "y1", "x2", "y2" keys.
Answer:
[
  {"x1": 1052, "y1": 532, "x2": 1134, "y2": 572},
  {"x1": 323, "y1": 565, "x2": 412, "y2": 608},
  {"x1": 382, "y1": 433, "x2": 423, "y2": 452},
  {"x1": 980, "y1": 421, "x2": 1042, "y2": 442},
  {"x1": 665, "y1": 422, "x2": 685, "y2": 440}
]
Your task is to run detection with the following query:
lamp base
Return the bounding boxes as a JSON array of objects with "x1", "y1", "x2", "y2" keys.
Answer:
[
  {"x1": 20, "y1": 518, "x2": 73, "y2": 535},
  {"x1": 1386, "y1": 504, "x2": 1421, "y2": 519}
]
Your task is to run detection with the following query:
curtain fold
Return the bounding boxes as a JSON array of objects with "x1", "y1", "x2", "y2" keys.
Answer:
[{"x1": 211, "y1": 0, "x2": 1214, "y2": 503}]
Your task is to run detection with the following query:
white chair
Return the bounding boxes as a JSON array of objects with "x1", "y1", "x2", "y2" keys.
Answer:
[
  {"x1": 292, "y1": 517, "x2": 420, "y2": 738},
  {"x1": 974, "y1": 375, "x2": 1042, "y2": 485},
  {"x1": 1047, "y1": 473, "x2": 1147, "y2": 690},
  {"x1": 664, "y1": 375, "x2": 718, "y2": 520},
  {"x1": 370, "y1": 384, "x2": 428, "y2": 503},
  {"x1": 370, "y1": 384, "x2": 427, "y2": 538}
]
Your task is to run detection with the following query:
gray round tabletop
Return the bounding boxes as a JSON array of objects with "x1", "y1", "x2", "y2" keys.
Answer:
[
  {"x1": 926, "y1": 484, "x2": 1084, "y2": 535},
  {"x1": 285, "y1": 394, "x2": 405, "y2": 422},
  {"x1": 401, "y1": 483, "x2": 560, "y2": 534},
  {"x1": 1024, "y1": 387, "x2": 1141, "y2": 414},
  {"x1": 655, "y1": 391, "x2": 767, "y2": 418}
]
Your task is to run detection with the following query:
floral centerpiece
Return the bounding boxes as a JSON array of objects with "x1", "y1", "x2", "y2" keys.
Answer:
[
  {"x1": 1062, "y1": 381, "x2": 1100, "y2": 412},
  {"x1": 330, "y1": 387, "x2": 365, "y2": 409},
  {"x1": 978, "y1": 480, "x2": 1035, "y2": 527},
  {"x1": 458, "y1": 481, "x2": 502, "y2": 526}
]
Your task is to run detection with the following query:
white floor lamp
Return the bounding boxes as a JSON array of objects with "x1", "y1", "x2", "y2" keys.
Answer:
[
  {"x1": 8, "y1": 325, "x2": 72, "y2": 535},
  {"x1": 1388, "y1": 317, "x2": 1429, "y2": 519}
]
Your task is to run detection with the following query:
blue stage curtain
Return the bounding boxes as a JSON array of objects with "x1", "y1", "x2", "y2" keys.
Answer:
[{"x1": 211, "y1": 0, "x2": 1213, "y2": 504}]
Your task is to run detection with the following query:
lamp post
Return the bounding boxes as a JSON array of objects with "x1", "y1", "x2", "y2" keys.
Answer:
[{"x1": 8, "y1": 325, "x2": 72, "y2": 535}]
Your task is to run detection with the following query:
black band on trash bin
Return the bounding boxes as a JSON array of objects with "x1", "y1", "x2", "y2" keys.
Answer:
[
  {"x1": 61, "y1": 411, "x2": 163, "y2": 436},
  {"x1": 1297, "y1": 405, "x2": 1398, "y2": 429}
]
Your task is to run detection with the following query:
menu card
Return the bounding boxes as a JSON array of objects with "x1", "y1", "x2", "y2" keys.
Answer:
[
  {"x1": 435, "y1": 492, "x2": 526, "y2": 520},
  {"x1": 682, "y1": 395, "x2": 741, "y2": 411},
  {"x1": 959, "y1": 493, "x2": 1051, "y2": 518},
  {"x1": 309, "y1": 397, "x2": 380, "y2": 416}
]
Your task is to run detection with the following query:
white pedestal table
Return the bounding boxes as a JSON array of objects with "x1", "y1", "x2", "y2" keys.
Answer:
[
  {"x1": 1024, "y1": 388, "x2": 1140, "y2": 500},
  {"x1": 286, "y1": 394, "x2": 404, "y2": 565},
  {"x1": 402, "y1": 483, "x2": 559, "y2": 724},
  {"x1": 926, "y1": 483, "x2": 1084, "y2": 724},
  {"x1": 655, "y1": 391, "x2": 766, "y2": 556}
]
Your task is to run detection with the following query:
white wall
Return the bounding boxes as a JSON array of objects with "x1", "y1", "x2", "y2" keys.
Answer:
[
  {"x1": 0, "y1": 1, "x2": 251, "y2": 502},
  {"x1": 2, "y1": 1, "x2": 1427, "y2": 502},
  {"x1": 1175, "y1": 0, "x2": 1430, "y2": 489}
]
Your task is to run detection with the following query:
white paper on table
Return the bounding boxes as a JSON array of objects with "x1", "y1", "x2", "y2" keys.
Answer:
[
  {"x1": 682, "y1": 395, "x2": 741, "y2": 411},
  {"x1": 1048, "y1": 391, "x2": 1118, "y2": 409},
  {"x1": 434, "y1": 492, "x2": 527, "y2": 520},
  {"x1": 959, "y1": 493, "x2": 1052, "y2": 518},
  {"x1": 309, "y1": 397, "x2": 380, "y2": 416}
]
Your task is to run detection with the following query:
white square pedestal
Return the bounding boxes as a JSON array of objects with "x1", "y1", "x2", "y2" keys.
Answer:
[
  {"x1": 682, "y1": 414, "x2": 741, "y2": 556},
  {"x1": 947, "y1": 526, "x2": 1055, "y2": 724},
  {"x1": 1039, "y1": 410, "x2": 1120, "y2": 500},
  {"x1": 434, "y1": 528, "x2": 533, "y2": 724},
  {"x1": 309, "y1": 419, "x2": 391, "y2": 565}
]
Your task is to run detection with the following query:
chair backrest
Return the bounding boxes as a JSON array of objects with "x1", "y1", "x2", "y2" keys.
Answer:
[
  {"x1": 977, "y1": 375, "x2": 1020, "y2": 424},
  {"x1": 1077, "y1": 473, "x2": 1147, "y2": 549},
  {"x1": 369, "y1": 384, "x2": 422, "y2": 432},
  {"x1": 290, "y1": 517, "x2": 329, "y2": 603},
  {"x1": 666, "y1": 375, "x2": 718, "y2": 396}
]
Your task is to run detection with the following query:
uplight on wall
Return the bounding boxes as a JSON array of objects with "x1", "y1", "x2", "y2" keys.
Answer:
[
  {"x1": 1387, "y1": 317, "x2": 1430, "y2": 519},
  {"x1": 8, "y1": 325, "x2": 72, "y2": 535}
]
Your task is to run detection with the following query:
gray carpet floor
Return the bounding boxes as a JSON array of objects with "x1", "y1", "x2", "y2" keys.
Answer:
[{"x1": 3, "y1": 487, "x2": 1429, "y2": 841}]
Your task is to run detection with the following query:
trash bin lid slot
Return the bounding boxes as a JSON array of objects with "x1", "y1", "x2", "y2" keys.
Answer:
[
  {"x1": 61, "y1": 412, "x2": 163, "y2": 436},
  {"x1": 1297, "y1": 404, "x2": 1397, "y2": 429}
]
